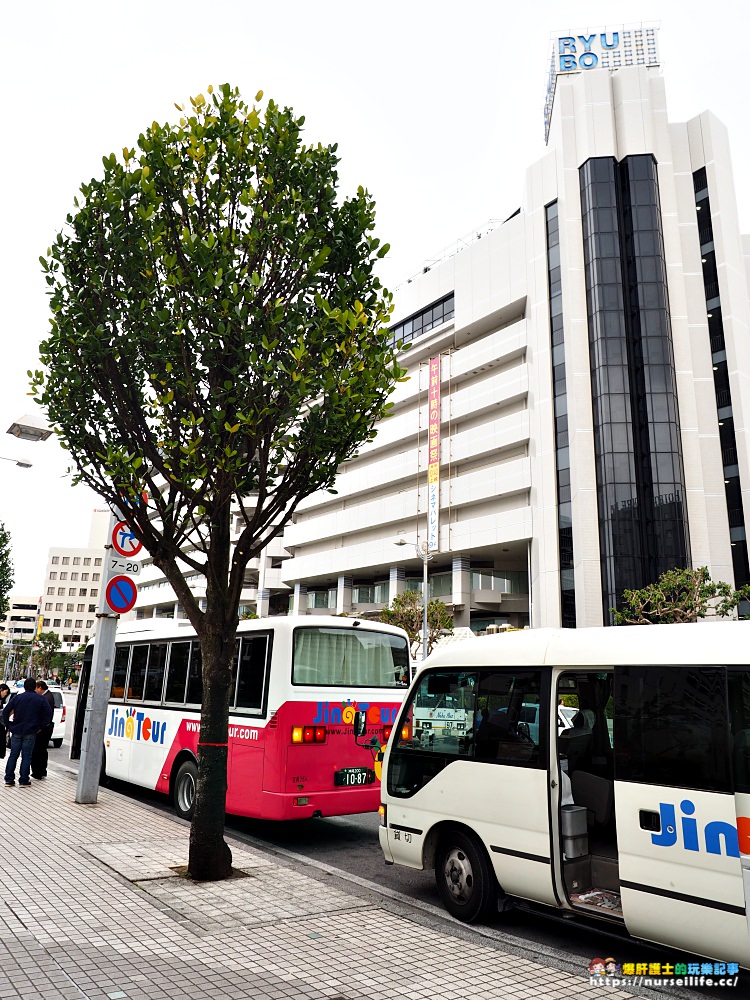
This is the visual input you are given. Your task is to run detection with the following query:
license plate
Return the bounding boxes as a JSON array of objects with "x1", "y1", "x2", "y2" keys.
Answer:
[{"x1": 334, "y1": 767, "x2": 375, "y2": 787}]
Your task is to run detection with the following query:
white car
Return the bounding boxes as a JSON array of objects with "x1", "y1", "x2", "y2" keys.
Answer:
[{"x1": 45, "y1": 687, "x2": 66, "y2": 748}]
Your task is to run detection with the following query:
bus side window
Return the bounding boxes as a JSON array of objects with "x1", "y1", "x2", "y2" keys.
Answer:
[
  {"x1": 164, "y1": 642, "x2": 191, "y2": 703},
  {"x1": 236, "y1": 636, "x2": 269, "y2": 712},
  {"x1": 727, "y1": 668, "x2": 750, "y2": 791},
  {"x1": 110, "y1": 645, "x2": 130, "y2": 700},
  {"x1": 186, "y1": 641, "x2": 202, "y2": 704},
  {"x1": 128, "y1": 645, "x2": 149, "y2": 701},
  {"x1": 144, "y1": 642, "x2": 168, "y2": 701},
  {"x1": 474, "y1": 670, "x2": 544, "y2": 767}
]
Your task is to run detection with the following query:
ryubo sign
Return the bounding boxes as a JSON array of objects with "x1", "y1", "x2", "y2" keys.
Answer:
[{"x1": 555, "y1": 26, "x2": 659, "y2": 74}]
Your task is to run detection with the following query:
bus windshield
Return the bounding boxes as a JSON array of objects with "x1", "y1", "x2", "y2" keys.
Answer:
[{"x1": 292, "y1": 626, "x2": 410, "y2": 687}]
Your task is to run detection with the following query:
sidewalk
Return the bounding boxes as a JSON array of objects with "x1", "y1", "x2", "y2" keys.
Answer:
[{"x1": 0, "y1": 763, "x2": 630, "y2": 1000}]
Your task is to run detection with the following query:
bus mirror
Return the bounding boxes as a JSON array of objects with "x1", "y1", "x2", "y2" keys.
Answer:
[{"x1": 353, "y1": 711, "x2": 366, "y2": 737}]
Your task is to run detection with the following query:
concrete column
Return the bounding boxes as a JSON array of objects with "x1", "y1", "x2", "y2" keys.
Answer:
[
  {"x1": 452, "y1": 554, "x2": 471, "y2": 628},
  {"x1": 389, "y1": 566, "x2": 406, "y2": 605},
  {"x1": 337, "y1": 576, "x2": 353, "y2": 615},
  {"x1": 256, "y1": 589, "x2": 270, "y2": 618},
  {"x1": 293, "y1": 583, "x2": 308, "y2": 615}
]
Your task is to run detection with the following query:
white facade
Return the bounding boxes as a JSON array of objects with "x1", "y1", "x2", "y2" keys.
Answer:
[
  {"x1": 281, "y1": 51, "x2": 750, "y2": 629},
  {"x1": 39, "y1": 508, "x2": 110, "y2": 652}
]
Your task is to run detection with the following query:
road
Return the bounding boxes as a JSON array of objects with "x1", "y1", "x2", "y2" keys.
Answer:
[{"x1": 55, "y1": 691, "x2": 737, "y2": 997}]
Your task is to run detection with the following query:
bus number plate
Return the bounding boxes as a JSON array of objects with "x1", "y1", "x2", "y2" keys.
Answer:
[{"x1": 334, "y1": 767, "x2": 375, "y2": 787}]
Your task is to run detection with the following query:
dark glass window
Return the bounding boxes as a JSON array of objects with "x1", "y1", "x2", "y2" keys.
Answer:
[
  {"x1": 615, "y1": 666, "x2": 731, "y2": 793},
  {"x1": 235, "y1": 635, "x2": 270, "y2": 712},
  {"x1": 165, "y1": 641, "x2": 191, "y2": 703},
  {"x1": 186, "y1": 641, "x2": 202, "y2": 704},
  {"x1": 128, "y1": 645, "x2": 149, "y2": 701},
  {"x1": 111, "y1": 646, "x2": 130, "y2": 700},
  {"x1": 390, "y1": 294, "x2": 455, "y2": 348},
  {"x1": 143, "y1": 642, "x2": 168, "y2": 701},
  {"x1": 727, "y1": 668, "x2": 750, "y2": 793}
]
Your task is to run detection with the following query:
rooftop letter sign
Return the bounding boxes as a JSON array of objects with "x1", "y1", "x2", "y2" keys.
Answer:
[{"x1": 543, "y1": 24, "x2": 660, "y2": 142}]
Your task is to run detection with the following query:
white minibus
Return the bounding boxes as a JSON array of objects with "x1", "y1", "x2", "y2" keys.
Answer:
[{"x1": 372, "y1": 622, "x2": 750, "y2": 967}]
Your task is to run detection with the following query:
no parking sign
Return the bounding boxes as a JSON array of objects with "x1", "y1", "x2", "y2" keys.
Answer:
[{"x1": 106, "y1": 575, "x2": 138, "y2": 614}]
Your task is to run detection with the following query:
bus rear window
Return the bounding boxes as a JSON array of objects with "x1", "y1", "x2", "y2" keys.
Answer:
[{"x1": 292, "y1": 627, "x2": 409, "y2": 687}]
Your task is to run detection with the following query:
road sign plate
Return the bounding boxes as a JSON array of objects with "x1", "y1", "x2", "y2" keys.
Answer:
[
  {"x1": 109, "y1": 557, "x2": 141, "y2": 577},
  {"x1": 112, "y1": 521, "x2": 142, "y2": 557},
  {"x1": 106, "y1": 575, "x2": 138, "y2": 614}
]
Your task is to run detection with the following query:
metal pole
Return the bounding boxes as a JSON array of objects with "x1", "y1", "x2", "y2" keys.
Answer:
[
  {"x1": 422, "y1": 552, "x2": 428, "y2": 662},
  {"x1": 75, "y1": 510, "x2": 118, "y2": 804}
]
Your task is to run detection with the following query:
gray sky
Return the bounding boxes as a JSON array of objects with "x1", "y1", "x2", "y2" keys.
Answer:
[{"x1": 1, "y1": 0, "x2": 748, "y2": 593}]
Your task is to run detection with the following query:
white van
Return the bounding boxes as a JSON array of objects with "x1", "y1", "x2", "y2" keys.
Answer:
[{"x1": 371, "y1": 623, "x2": 750, "y2": 968}]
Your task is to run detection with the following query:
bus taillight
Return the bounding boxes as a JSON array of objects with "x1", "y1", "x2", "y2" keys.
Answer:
[
  {"x1": 291, "y1": 726, "x2": 327, "y2": 744},
  {"x1": 382, "y1": 725, "x2": 393, "y2": 741}
]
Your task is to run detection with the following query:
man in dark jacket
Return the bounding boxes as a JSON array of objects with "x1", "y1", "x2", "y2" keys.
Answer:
[
  {"x1": 0, "y1": 683, "x2": 11, "y2": 760},
  {"x1": 3, "y1": 678, "x2": 53, "y2": 787},
  {"x1": 32, "y1": 680, "x2": 56, "y2": 779}
]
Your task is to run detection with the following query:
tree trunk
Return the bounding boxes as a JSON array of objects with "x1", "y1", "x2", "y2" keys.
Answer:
[{"x1": 188, "y1": 621, "x2": 234, "y2": 881}]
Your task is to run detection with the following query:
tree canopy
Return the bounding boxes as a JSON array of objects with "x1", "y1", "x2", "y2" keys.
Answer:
[
  {"x1": 33, "y1": 84, "x2": 405, "y2": 880},
  {"x1": 0, "y1": 523, "x2": 13, "y2": 622},
  {"x1": 612, "y1": 565, "x2": 750, "y2": 624},
  {"x1": 379, "y1": 588, "x2": 454, "y2": 658}
]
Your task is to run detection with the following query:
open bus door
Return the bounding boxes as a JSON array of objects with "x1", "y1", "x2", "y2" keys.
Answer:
[{"x1": 70, "y1": 645, "x2": 93, "y2": 760}]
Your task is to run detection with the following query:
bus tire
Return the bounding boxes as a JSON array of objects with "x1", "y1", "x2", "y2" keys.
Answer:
[
  {"x1": 435, "y1": 829, "x2": 497, "y2": 923},
  {"x1": 174, "y1": 760, "x2": 198, "y2": 821}
]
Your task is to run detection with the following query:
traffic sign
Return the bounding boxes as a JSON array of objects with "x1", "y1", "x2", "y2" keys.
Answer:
[
  {"x1": 109, "y1": 557, "x2": 141, "y2": 577},
  {"x1": 106, "y1": 575, "x2": 138, "y2": 614},
  {"x1": 112, "y1": 521, "x2": 142, "y2": 557}
]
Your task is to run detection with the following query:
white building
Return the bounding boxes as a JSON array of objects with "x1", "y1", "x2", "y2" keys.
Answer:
[
  {"x1": 280, "y1": 26, "x2": 750, "y2": 629},
  {"x1": 40, "y1": 508, "x2": 110, "y2": 651},
  {"x1": 2, "y1": 593, "x2": 41, "y2": 675}
]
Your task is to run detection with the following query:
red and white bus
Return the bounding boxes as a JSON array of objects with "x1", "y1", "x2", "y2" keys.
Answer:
[{"x1": 73, "y1": 615, "x2": 411, "y2": 821}]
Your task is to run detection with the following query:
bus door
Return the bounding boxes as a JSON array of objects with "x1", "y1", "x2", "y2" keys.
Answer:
[
  {"x1": 614, "y1": 665, "x2": 750, "y2": 966},
  {"x1": 227, "y1": 634, "x2": 270, "y2": 814},
  {"x1": 727, "y1": 667, "x2": 750, "y2": 954}
]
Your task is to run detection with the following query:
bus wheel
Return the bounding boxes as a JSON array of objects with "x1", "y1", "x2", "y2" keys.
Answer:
[
  {"x1": 435, "y1": 829, "x2": 497, "y2": 923},
  {"x1": 174, "y1": 760, "x2": 198, "y2": 820}
]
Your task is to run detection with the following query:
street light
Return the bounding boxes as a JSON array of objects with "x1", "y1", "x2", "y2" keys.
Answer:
[
  {"x1": 6, "y1": 414, "x2": 52, "y2": 442},
  {"x1": 394, "y1": 536, "x2": 433, "y2": 661},
  {"x1": 0, "y1": 455, "x2": 31, "y2": 468}
]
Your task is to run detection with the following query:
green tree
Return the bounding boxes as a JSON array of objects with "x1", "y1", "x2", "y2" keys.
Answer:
[
  {"x1": 0, "y1": 522, "x2": 13, "y2": 622},
  {"x1": 33, "y1": 631, "x2": 62, "y2": 677},
  {"x1": 33, "y1": 84, "x2": 405, "y2": 881},
  {"x1": 612, "y1": 565, "x2": 750, "y2": 624},
  {"x1": 379, "y1": 589, "x2": 454, "y2": 658}
]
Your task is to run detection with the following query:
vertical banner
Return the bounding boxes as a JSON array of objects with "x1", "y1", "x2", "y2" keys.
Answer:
[{"x1": 427, "y1": 356, "x2": 441, "y2": 552}]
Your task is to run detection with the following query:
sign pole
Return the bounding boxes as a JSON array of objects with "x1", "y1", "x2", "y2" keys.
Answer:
[
  {"x1": 75, "y1": 511, "x2": 119, "y2": 803},
  {"x1": 75, "y1": 507, "x2": 140, "y2": 804}
]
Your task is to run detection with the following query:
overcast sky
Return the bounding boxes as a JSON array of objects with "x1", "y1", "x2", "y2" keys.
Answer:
[{"x1": 1, "y1": 0, "x2": 748, "y2": 594}]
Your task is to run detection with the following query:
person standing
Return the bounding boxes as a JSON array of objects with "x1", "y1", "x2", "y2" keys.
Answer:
[
  {"x1": 32, "y1": 680, "x2": 56, "y2": 780},
  {"x1": 0, "y1": 684, "x2": 11, "y2": 760},
  {"x1": 2, "y1": 678, "x2": 52, "y2": 787}
]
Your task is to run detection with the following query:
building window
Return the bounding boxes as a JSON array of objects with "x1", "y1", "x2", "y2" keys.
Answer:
[
  {"x1": 62, "y1": 557, "x2": 70, "y2": 565},
  {"x1": 88, "y1": 605, "x2": 96, "y2": 613},
  {"x1": 53, "y1": 619, "x2": 61, "y2": 627},
  {"x1": 91, "y1": 589, "x2": 98, "y2": 597},
  {"x1": 51, "y1": 556, "x2": 59, "y2": 564},
  {"x1": 390, "y1": 293, "x2": 455, "y2": 349},
  {"x1": 47, "y1": 588, "x2": 54, "y2": 596},
  {"x1": 71, "y1": 572, "x2": 78, "y2": 581},
  {"x1": 86, "y1": 620, "x2": 93, "y2": 628},
  {"x1": 43, "y1": 618, "x2": 50, "y2": 627},
  {"x1": 84, "y1": 557, "x2": 91, "y2": 566},
  {"x1": 64, "y1": 619, "x2": 72, "y2": 627},
  {"x1": 68, "y1": 588, "x2": 76, "y2": 596},
  {"x1": 94, "y1": 558, "x2": 102, "y2": 567},
  {"x1": 73, "y1": 557, "x2": 80, "y2": 565},
  {"x1": 60, "y1": 572, "x2": 68, "y2": 580},
  {"x1": 79, "y1": 588, "x2": 87, "y2": 597},
  {"x1": 57, "y1": 588, "x2": 65, "y2": 596},
  {"x1": 81, "y1": 573, "x2": 89, "y2": 581},
  {"x1": 55, "y1": 603, "x2": 63, "y2": 612},
  {"x1": 75, "y1": 620, "x2": 83, "y2": 628},
  {"x1": 66, "y1": 604, "x2": 74, "y2": 612},
  {"x1": 49, "y1": 571, "x2": 57, "y2": 580},
  {"x1": 77, "y1": 604, "x2": 84, "y2": 612},
  {"x1": 92, "y1": 573, "x2": 100, "y2": 582},
  {"x1": 44, "y1": 603, "x2": 52, "y2": 612}
]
